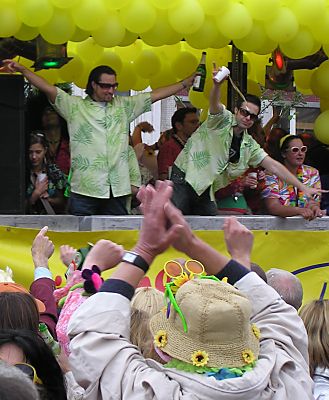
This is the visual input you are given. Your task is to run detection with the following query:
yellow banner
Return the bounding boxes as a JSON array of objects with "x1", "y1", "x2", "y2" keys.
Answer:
[{"x1": 0, "y1": 226, "x2": 328, "y2": 305}]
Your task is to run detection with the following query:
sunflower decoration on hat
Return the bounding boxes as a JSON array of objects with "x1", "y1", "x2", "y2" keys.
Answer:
[{"x1": 150, "y1": 263, "x2": 261, "y2": 379}]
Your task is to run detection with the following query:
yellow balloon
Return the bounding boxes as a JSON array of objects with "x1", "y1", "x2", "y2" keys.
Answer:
[
  {"x1": 97, "y1": 50, "x2": 123, "y2": 74},
  {"x1": 310, "y1": 10, "x2": 329, "y2": 45},
  {"x1": 199, "y1": 107, "x2": 209, "y2": 122},
  {"x1": 150, "y1": 0, "x2": 179, "y2": 10},
  {"x1": 171, "y1": 51, "x2": 198, "y2": 80},
  {"x1": 58, "y1": 55, "x2": 83, "y2": 82},
  {"x1": 17, "y1": 0, "x2": 53, "y2": 27},
  {"x1": 311, "y1": 61, "x2": 329, "y2": 99},
  {"x1": 189, "y1": 89, "x2": 208, "y2": 109},
  {"x1": 105, "y1": 0, "x2": 130, "y2": 10},
  {"x1": 246, "y1": 53, "x2": 269, "y2": 85},
  {"x1": 149, "y1": 59, "x2": 177, "y2": 89},
  {"x1": 234, "y1": 22, "x2": 269, "y2": 53},
  {"x1": 254, "y1": 37, "x2": 277, "y2": 55},
  {"x1": 117, "y1": 62, "x2": 138, "y2": 91},
  {"x1": 39, "y1": 8, "x2": 75, "y2": 44},
  {"x1": 134, "y1": 50, "x2": 161, "y2": 79},
  {"x1": 72, "y1": 0, "x2": 107, "y2": 31},
  {"x1": 0, "y1": 4, "x2": 21, "y2": 37},
  {"x1": 207, "y1": 47, "x2": 231, "y2": 72},
  {"x1": 141, "y1": 10, "x2": 182, "y2": 46},
  {"x1": 77, "y1": 38, "x2": 104, "y2": 62},
  {"x1": 314, "y1": 111, "x2": 329, "y2": 145},
  {"x1": 118, "y1": 30, "x2": 139, "y2": 47},
  {"x1": 185, "y1": 17, "x2": 223, "y2": 49},
  {"x1": 73, "y1": 61, "x2": 95, "y2": 89},
  {"x1": 290, "y1": 0, "x2": 326, "y2": 27},
  {"x1": 243, "y1": 0, "x2": 280, "y2": 21},
  {"x1": 36, "y1": 69, "x2": 59, "y2": 85},
  {"x1": 168, "y1": 0, "x2": 205, "y2": 35},
  {"x1": 247, "y1": 79, "x2": 262, "y2": 97},
  {"x1": 69, "y1": 27, "x2": 90, "y2": 42},
  {"x1": 119, "y1": 0, "x2": 156, "y2": 33},
  {"x1": 294, "y1": 70, "x2": 312, "y2": 90},
  {"x1": 115, "y1": 40, "x2": 143, "y2": 62},
  {"x1": 132, "y1": 76, "x2": 150, "y2": 91},
  {"x1": 199, "y1": 0, "x2": 232, "y2": 16},
  {"x1": 14, "y1": 56, "x2": 34, "y2": 69},
  {"x1": 91, "y1": 12, "x2": 126, "y2": 47},
  {"x1": 14, "y1": 23, "x2": 38, "y2": 41},
  {"x1": 265, "y1": 7, "x2": 299, "y2": 43},
  {"x1": 320, "y1": 97, "x2": 329, "y2": 112},
  {"x1": 216, "y1": 2, "x2": 253, "y2": 40},
  {"x1": 280, "y1": 28, "x2": 316, "y2": 59},
  {"x1": 50, "y1": 0, "x2": 79, "y2": 9}
]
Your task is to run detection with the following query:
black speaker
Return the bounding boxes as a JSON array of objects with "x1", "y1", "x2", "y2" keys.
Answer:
[{"x1": 0, "y1": 74, "x2": 25, "y2": 214}]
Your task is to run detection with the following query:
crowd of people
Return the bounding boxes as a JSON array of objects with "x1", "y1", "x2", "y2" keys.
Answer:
[
  {"x1": 0, "y1": 181, "x2": 328, "y2": 400},
  {"x1": 1, "y1": 58, "x2": 328, "y2": 218}
]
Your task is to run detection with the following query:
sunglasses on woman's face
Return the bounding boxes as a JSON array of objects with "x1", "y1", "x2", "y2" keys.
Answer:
[
  {"x1": 15, "y1": 362, "x2": 43, "y2": 385},
  {"x1": 239, "y1": 107, "x2": 259, "y2": 121},
  {"x1": 288, "y1": 145, "x2": 307, "y2": 153}
]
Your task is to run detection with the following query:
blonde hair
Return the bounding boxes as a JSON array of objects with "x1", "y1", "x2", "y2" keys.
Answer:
[
  {"x1": 130, "y1": 287, "x2": 164, "y2": 364},
  {"x1": 299, "y1": 300, "x2": 329, "y2": 376}
]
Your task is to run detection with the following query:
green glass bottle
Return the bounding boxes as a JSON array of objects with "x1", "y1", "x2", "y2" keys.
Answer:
[{"x1": 193, "y1": 52, "x2": 207, "y2": 92}]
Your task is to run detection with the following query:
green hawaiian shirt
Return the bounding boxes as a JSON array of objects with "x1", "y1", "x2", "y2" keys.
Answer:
[
  {"x1": 52, "y1": 88, "x2": 151, "y2": 198},
  {"x1": 175, "y1": 108, "x2": 267, "y2": 196}
]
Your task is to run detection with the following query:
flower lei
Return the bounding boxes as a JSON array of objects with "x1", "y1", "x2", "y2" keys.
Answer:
[{"x1": 286, "y1": 166, "x2": 306, "y2": 207}]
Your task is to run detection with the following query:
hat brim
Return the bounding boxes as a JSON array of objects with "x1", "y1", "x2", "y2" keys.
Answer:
[{"x1": 0, "y1": 283, "x2": 46, "y2": 313}]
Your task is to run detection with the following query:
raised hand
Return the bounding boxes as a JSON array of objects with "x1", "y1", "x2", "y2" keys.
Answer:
[
  {"x1": 82, "y1": 239, "x2": 124, "y2": 272},
  {"x1": 31, "y1": 226, "x2": 54, "y2": 268},
  {"x1": 223, "y1": 217, "x2": 253, "y2": 269},
  {"x1": 60, "y1": 245, "x2": 77, "y2": 267}
]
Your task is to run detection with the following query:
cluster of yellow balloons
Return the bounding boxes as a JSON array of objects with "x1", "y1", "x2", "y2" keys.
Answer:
[
  {"x1": 0, "y1": 0, "x2": 328, "y2": 54},
  {"x1": 2, "y1": 0, "x2": 329, "y2": 142}
]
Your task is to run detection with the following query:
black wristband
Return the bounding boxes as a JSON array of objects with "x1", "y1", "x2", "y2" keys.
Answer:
[{"x1": 121, "y1": 251, "x2": 149, "y2": 273}]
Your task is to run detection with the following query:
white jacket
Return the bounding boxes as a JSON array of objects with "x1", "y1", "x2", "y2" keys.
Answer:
[{"x1": 68, "y1": 272, "x2": 314, "y2": 399}]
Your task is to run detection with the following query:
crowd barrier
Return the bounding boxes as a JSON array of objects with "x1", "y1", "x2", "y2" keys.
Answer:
[{"x1": 0, "y1": 215, "x2": 328, "y2": 305}]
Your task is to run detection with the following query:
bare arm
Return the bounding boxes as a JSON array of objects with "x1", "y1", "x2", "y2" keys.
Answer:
[
  {"x1": 260, "y1": 156, "x2": 323, "y2": 198},
  {"x1": 150, "y1": 74, "x2": 194, "y2": 103},
  {"x1": 264, "y1": 197, "x2": 315, "y2": 220},
  {"x1": 1, "y1": 59, "x2": 57, "y2": 103},
  {"x1": 209, "y1": 66, "x2": 226, "y2": 115}
]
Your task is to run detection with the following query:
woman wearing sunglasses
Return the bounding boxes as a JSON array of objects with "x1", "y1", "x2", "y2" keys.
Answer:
[
  {"x1": 0, "y1": 329, "x2": 67, "y2": 400},
  {"x1": 262, "y1": 134, "x2": 325, "y2": 220}
]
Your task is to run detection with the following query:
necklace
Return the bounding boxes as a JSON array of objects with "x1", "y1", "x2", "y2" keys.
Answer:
[
  {"x1": 286, "y1": 166, "x2": 306, "y2": 207},
  {"x1": 173, "y1": 134, "x2": 187, "y2": 148}
]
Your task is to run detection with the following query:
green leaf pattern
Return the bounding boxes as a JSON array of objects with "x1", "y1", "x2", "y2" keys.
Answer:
[
  {"x1": 190, "y1": 151, "x2": 211, "y2": 170},
  {"x1": 72, "y1": 123, "x2": 93, "y2": 145},
  {"x1": 175, "y1": 108, "x2": 267, "y2": 196},
  {"x1": 53, "y1": 90, "x2": 151, "y2": 198}
]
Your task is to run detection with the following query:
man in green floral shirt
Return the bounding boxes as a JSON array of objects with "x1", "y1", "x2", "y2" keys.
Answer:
[
  {"x1": 171, "y1": 70, "x2": 323, "y2": 215},
  {"x1": 2, "y1": 60, "x2": 194, "y2": 215}
]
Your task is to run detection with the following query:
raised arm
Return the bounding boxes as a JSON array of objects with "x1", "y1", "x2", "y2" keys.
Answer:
[
  {"x1": 150, "y1": 74, "x2": 195, "y2": 103},
  {"x1": 209, "y1": 66, "x2": 226, "y2": 115},
  {"x1": 1, "y1": 59, "x2": 57, "y2": 103}
]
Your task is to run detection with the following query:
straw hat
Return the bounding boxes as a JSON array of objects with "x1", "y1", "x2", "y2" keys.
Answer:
[
  {"x1": 150, "y1": 278, "x2": 260, "y2": 369},
  {"x1": 0, "y1": 282, "x2": 46, "y2": 313},
  {"x1": 131, "y1": 287, "x2": 164, "y2": 317}
]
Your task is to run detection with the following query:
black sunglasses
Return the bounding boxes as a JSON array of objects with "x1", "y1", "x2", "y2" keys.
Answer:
[
  {"x1": 96, "y1": 82, "x2": 119, "y2": 89},
  {"x1": 239, "y1": 108, "x2": 258, "y2": 121}
]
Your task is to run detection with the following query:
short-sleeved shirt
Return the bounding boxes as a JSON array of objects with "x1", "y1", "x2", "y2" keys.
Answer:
[
  {"x1": 262, "y1": 164, "x2": 321, "y2": 208},
  {"x1": 158, "y1": 136, "x2": 184, "y2": 178},
  {"x1": 52, "y1": 88, "x2": 152, "y2": 198},
  {"x1": 174, "y1": 109, "x2": 267, "y2": 196}
]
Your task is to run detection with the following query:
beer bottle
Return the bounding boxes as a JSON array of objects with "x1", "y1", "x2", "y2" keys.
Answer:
[
  {"x1": 193, "y1": 52, "x2": 207, "y2": 92},
  {"x1": 39, "y1": 323, "x2": 61, "y2": 356}
]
